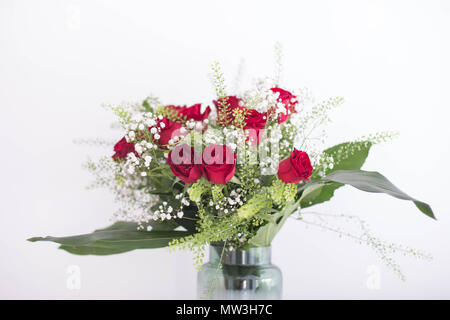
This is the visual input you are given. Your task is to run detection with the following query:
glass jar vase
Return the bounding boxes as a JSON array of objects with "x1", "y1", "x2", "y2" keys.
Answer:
[{"x1": 197, "y1": 243, "x2": 282, "y2": 300}]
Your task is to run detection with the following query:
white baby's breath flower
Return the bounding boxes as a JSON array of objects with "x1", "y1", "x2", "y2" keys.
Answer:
[{"x1": 128, "y1": 131, "x2": 136, "y2": 141}]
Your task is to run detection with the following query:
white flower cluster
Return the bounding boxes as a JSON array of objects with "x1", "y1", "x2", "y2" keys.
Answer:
[
  {"x1": 202, "y1": 126, "x2": 246, "y2": 151},
  {"x1": 208, "y1": 187, "x2": 247, "y2": 215},
  {"x1": 123, "y1": 127, "x2": 157, "y2": 176},
  {"x1": 257, "y1": 127, "x2": 282, "y2": 175},
  {"x1": 185, "y1": 118, "x2": 209, "y2": 133},
  {"x1": 111, "y1": 180, "x2": 159, "y2": 227},
  {"x1": 223, "y1": 127, "x2": 247, "y2": 152},
  {"x1": 240, "y1": 77, "x2": 299, "y2": 121},
  {"x1": 241, "y1": 78, "x2": 280, "y2": 114},
  {"x1": 203, "y1": 128, "x2": 223, "y2": 145},
  {"x1": 151, "y1": 201, "x2": 175, "y2": 222},
  {"x1": 152, "y1": 193, "x2": 188, "y2": 221},
  {"x1": 310, "y1": 152, "x2": 335, "y2": 178}
]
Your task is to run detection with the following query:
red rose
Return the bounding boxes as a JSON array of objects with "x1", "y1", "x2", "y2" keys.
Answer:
[
  {"x1": 270, "y1": 87, "x2": 298, "y2": 123},
  {"x1": 167, "y1": 144, "x2": 202, "y2": 183},
  {"x1": 151, "y1": 117, "x2": 184, "y2": 149},
  {"x1": 277, "y1": 149, "x2": 313, "y2": 183},
  {"x1": 112, "y1": 137, "x2": 137, "y2": 161},
  {"x1": 213, "y1": 96, "x2": 245, "y2": 126},
  {"x1": 167, "y1": 103, "x2": 211, "y2": 122},
  {"x1": 201, "y1": 144, "x2": 236, "y2": 184},
  {"x1": 244, "y1": 109, "x2": 267, "y2": 145}
]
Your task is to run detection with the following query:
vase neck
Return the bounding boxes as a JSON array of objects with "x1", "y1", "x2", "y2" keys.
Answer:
[{"x1": 209, "y1": 244, "x2": 271, "y2": 266}]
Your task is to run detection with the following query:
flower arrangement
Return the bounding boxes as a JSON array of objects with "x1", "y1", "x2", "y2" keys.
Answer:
[{"x1": 30, "y1": 48, "x2": 434, "y2": 282}]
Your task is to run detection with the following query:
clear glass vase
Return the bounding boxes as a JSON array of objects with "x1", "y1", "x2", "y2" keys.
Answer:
[{"x1": 197, "y1": 243, "x2": 282, "y2": 300}]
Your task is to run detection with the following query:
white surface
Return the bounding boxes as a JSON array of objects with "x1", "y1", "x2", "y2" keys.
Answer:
[{"x1": 1, "y1": 0, "x2": 449, "y2": 299}]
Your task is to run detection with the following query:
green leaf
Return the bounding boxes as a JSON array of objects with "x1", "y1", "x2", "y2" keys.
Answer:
[
  {"x1": 142, "y1": 99, "x2": 152, "y2": 112},
  {"x1": 237, "y1": 194, "x2": 273, "y2": 220},
  {"x1": 322, "y1": 170, "x2": 435, "y2": 219},
  {"x1": 146, "y1": 219, "x2": 179, "y2": 231},
  {"x1": 313, "y1": 141, "x2": 372, "y2": 178},
  {"x1": 248, "y1": 201, "x2": 300, "y2": 247},
  {"x1": 300, "y1": 141, "x2": 372, "y2": 208},
  {"x1": 150, "y1": 176, "x2": 174, "y2": 194},
  {"x1": 28, "y1": 221, "x2": 192, "y2": 255},
  {"x1": 230, "y1": 176, "x2": 241, "y2": 185},
  {"x1": 188, "y1": 177, "x2": 210, "y2": 203},
  {"x1": 299, "y1": 182, "x2": 343, "y2": 208}
]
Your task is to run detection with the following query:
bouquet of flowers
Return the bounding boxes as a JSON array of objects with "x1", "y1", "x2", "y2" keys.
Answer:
[{"x1": 30, "y1": 52, "x2": 434, "y2": 282}]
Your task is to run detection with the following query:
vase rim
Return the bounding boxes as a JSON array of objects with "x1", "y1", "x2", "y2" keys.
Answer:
[
  {"x1": 210, "y1": 242, "x2": 271, "y2": 249},
  {"x1": 209, "y1": 243, "x2": 272, "y2": 266}
]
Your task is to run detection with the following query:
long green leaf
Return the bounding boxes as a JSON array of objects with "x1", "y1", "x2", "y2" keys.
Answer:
[
  {"x1": 300, "y1": 141, "x2": 372, "y2": 208},
  {"x1": 299, "y1": 182, "x2": 342, "y2": 207},
  {"x1": 28, "y1": 221, "x2": 192, "y2": 255},
  {"x1": 322, "y1": 170, "x2": 435, "y2": 219}
]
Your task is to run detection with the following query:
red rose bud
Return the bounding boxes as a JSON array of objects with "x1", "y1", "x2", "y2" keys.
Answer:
[
  {"x1": 270, "y1": 87, "x2": 298, "y2": 124},
  {"x1": 202, "y1": 144, "x2": 237, "y2": 184},
  {"x1": 150, "y1": 117, "x2": 184, "y2": 149},
  {"x1": 213, "y1": 96, "x2": 245, "y2": 126},
  {"x1": 112, "y1": 137, "x2": 137, "y2": 161},
  {"x1": 167, "y1": 103, "x2": 211, "y2": 122},
  {"x1": 277, "y1": 149, "x2": 313, "y2": 183},
  {"x1": 244, "y1": 109, "x2": 267, "y2": 145},
  {"x1": 167, "y1": 144, "x2": 203, "y2": 184}
]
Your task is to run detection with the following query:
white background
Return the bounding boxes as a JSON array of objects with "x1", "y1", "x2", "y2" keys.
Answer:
[{"x1": 1, "y1": 0, "x2": 449, "y2": 299}]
